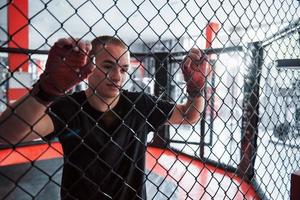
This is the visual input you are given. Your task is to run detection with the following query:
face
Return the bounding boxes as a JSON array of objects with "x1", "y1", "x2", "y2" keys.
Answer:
[{"x1": 87, "y1": 44, "x2": 130, "y2": 99}]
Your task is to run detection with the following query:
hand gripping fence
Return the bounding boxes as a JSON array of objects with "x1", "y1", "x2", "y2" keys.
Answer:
[{"x1": 0, "y1": 1, "x2": 300, "y2": 200}]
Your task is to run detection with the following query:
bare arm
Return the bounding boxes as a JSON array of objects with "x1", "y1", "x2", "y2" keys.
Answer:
[
  {"x1": 168, "y1": 96, "x2": 205, "y2": 124},
  {"x1": 0, "y1": 94, "x2": 54, "y2": 145},
  {"x1": 168, "y1": 47, "x2": 207, "y2": 125},
  {"x1": 0, "y1": 38, "x2": 93, "y2": 145}
]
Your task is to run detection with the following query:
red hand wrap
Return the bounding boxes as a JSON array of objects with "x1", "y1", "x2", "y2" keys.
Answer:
[
  {"x1": 31, "y1": 38, "x2": 94, "y2": 105},
  {"x1": 181, "y1": 49, "x2": 207, "y2": 97}
]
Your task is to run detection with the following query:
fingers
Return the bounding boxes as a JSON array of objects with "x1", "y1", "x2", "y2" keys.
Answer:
[
  {"x1": 54, "y1": 37, "x2": 92, "y2": 54},
  {"x1": 52, "y1": 37, "x2": 93, "y2": 67},
  {"x1": 181, "y1": 48, "x2": 208, "y2": 86},
  {"x1": 62, "y1": 58, "x2": 95, "y2": 81},
  {"x1": 75, "y1": 39, "x2": 92, "y2": 54},
  {"x1": 182, "y1": 48, "x2": 204, "y2": 71},
  {"x1": 188, "y1": 48, "x2": 205, "y2": 64},
  {"x1": 64, "y1": 54, "x2": 88, "y2": 67},
  {"x1": 185, "y1": 48, "x2": 208, "y2": 74},
  {"x1": 55, "y1": 38, "x2": 74, "y2": 48},
  {"x1": 80, "y1": 61, "x2": 96, "y2": 79},
  {"x1": 182, "y1": 57, "x2": 192, "y2": 75}
]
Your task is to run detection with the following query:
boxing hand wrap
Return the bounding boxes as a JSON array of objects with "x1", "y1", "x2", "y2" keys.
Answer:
[
  {"x1": 31, "y1": 38, "x2": 94, "y2": 105},
  {"x1": 181, "y1": 48, "x2": 207, "y2": 98}
]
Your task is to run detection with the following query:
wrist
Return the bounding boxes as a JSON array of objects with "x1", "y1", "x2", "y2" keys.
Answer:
[
  {"x1": 30, "y1": 82, "x2": 57, "y2": 106},
  {"x1": 187, "y1": 87, "x2": 204, "y2": 98}
]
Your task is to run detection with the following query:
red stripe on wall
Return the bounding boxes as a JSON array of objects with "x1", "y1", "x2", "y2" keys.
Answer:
[
  {"x1": 205, "y1": 22, "x2": 220, "y2": 49},
  {"x1": 205, "y1": 22, "x2": 220, "y2": 74},
  {"x1": 0, "y1": 142, "x2": 63, "y2": 166},
  {"x1": 7, "y1": 88, "x2": 29, "y2": 102},
  {"x1": 8, "y1": 0, "x2": 29, "y2": 72}
]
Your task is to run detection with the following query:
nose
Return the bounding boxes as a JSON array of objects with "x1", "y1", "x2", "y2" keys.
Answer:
[{"x1": 108, "y1": 67, "x2": 122, "y2": 83}]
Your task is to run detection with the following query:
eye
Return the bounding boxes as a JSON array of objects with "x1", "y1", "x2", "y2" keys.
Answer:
[
  {"x1": 121, "y1": 67, "x2": 128, "y2": 73},
  {"x1": 103, "y1": 64, "x2": 113, "y2": 71}
]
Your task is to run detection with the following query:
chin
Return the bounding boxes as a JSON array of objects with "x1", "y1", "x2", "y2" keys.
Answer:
[{"x1": 97, "y1": 90, "x2": 120, "y2": 99}]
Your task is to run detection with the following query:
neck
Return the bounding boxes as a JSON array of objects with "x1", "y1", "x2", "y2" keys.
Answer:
[{"x1": 85, "y1": 89, "x2": 120, "y2": 112}]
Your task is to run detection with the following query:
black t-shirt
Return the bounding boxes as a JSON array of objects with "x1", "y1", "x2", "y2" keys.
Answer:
[{"x1": 46, "y1": 90, "x2": 174, "y2": 200}]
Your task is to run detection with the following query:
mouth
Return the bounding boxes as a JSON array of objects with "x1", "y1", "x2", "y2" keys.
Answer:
[{"x1": 107, "y1": 83, "x2": 121, "y2": 90}]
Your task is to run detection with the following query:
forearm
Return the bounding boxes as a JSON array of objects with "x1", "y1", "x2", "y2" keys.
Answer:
[
  {"x1": 0, "y1": 38, "x2": 92, "y2": 145},
  {"x1": 182, "y1": 96, "x2": 205, "y2": 123},
  {"x1": 0, "y1": 94, "x2": 47, "y2": 144}
]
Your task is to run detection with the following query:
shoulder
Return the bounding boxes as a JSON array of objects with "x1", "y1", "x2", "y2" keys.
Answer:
[
  {"x1": 121, "y1": 90, "x2": 157, "y2": 104},
  {"x1": 48, "y1": 91, "x2": 85, "y2": 113},
  {"x1": 56, "y1": 91, "x2": 85, "y2": 103},
  {"x1": 120, "y1": 90, "x2": 174, "y2": 111}
]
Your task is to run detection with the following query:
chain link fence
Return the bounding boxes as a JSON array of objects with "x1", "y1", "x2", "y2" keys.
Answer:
[{"x1": 0, "y1": 0, "x2": 300, "y2": 199}]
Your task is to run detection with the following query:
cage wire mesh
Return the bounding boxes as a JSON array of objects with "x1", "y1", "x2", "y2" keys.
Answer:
[{"x1": 0, "y1": 0, "x2": 300, "y2": 200}]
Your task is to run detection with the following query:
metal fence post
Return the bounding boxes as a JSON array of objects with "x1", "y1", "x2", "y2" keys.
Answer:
[
  {"x1": 149, "y1": 52, "x2": 171, "y2": 148},
  {"x1": 238, "y1": 42, "x2": 263, "y2": 182}
]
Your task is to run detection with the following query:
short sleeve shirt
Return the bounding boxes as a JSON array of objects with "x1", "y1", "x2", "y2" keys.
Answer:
[{"x1": 46, "y1": 90, "x2": 174, "y2": 200}]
